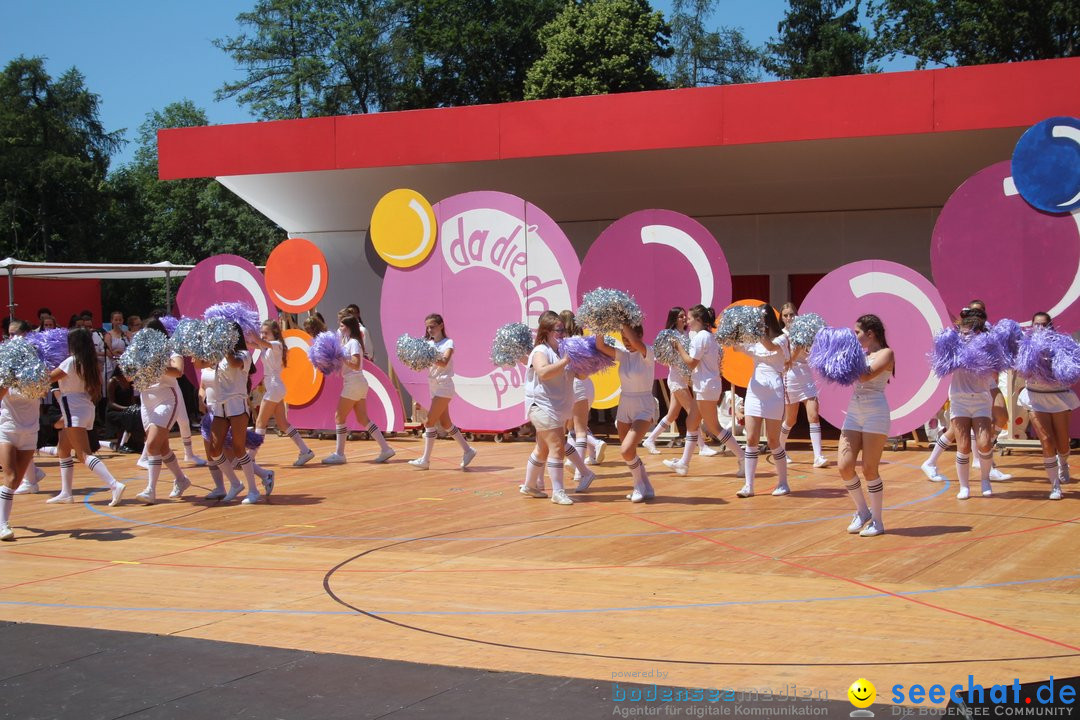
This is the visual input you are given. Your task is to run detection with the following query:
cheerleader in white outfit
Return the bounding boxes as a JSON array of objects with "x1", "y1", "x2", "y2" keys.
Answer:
[
  {"x1": 134, "y1": 319, "x2": 192, "y2": 504},
  {"x1": 0, "y1": 384, "x2": 41, "y2": 540},
  {"x1": 737, "y1": 305, "x2": 790, "y2": 498},
  {"x1": 322, "y1": 314, "x2": 395, "y2": 465},
  {"x1": 520, "y1": 311, "x2": 576, "y2": 505},
  {"x1": 943, "y1": 308, "x2": 997, "y2": 500},
  {"x1": 408, "y1": 313, "x2": 477, "y2": 470},
  {"x1": 560, "y1": 311, "x2": 606, "y2": 472},
  {"x1": 671, "y1": 305, "x2": 745, "y2": 478},
  {"x1": 596, "y1": 323, "x2": 656, "y2": 502},
  {"x1": 196, "y1": 359, "x2": 242, "y2": 500},
  {"x1": 204, "y1": 324, "x2": 263, "y2": 504},
  {"x1": 1017, "y1": 312, "x2": 1077, "y2": 500},
  {"x1": 248, "y1": 319, "x2": 315, "y2": 466},
  {"x1": 839, "y1": 314, "x2": 894, "y2": 537},
  {"x1": 780, "y1": 303, "x2": 826, "y2": 467},
  {"x1": 7, "y1": 320, "x2": 45, "y2": 496},
  {"x1": 46, "y1": 328, "x2": 126, "y2": 506}
]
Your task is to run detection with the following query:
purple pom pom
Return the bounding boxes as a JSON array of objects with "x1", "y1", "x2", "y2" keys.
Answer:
[
  {"x1": 559, "y1": 335, "x2": 615, "y2": 376},
  {"x1": 204, "y1": 302, "x2": 260, "y2": 336},
  {"x1": 26, "y1": 328, "x2": 69, "y2": 370},
  {"x1": 308, "y1": 331, "x2": 345, "y2": 374},
  {"x1": 200, "y1": 412, "x2": 213, "y2": 441},
  {"x1": 808, "y1": 327, "x2": 868, "y2": 385},
  {"x1": 200, "y1": 412, "x2": 264, "y2": 449},
  {"x1": 159, "y1": 315, "x2": 180, "y2": 336},
  {"x1": 929, "y1": 328, "x2": 964, "y2": 377},
  {"x1": 244, "y1": 428, "x2": 264, "y2": 449},
  {"x1": 961, "y1": 331, "x2": 1011, "y2": 375},
  {"x1": 990, "y1": 319, "x2": 1023, "y2": 361}
]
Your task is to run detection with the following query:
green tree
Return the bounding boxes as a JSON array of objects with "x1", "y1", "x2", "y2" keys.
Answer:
[
  {"x1": 524, "y1": 0, "x2": 673, "y2": 99},
  {"x1": 764, "y1": 0, "x2": 877, "y2": 79},
  {"x1": 0, "y1": 56, "x2": 121, "y2": 262},
  {"x1": 665, "y1": 0, "x2": 761, "y2": 87},
  {"x1": 868, "y1": 0, "x2": 1080, "y2": 68}
]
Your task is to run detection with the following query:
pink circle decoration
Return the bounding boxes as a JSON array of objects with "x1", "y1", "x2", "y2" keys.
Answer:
[
  {"x1": 578, "y1": 210, "x2": 732, "y2": 379},
  {"x1": 801, "y1": 260, "x2": 951, "y2": 437},
  {"x1": 380, "y1": 191, "x2": 580, "y2": 432},
  {"x1": 931, "y1": 161, "x2": 1080, "y2": 332},
  {"x1": 176, "y1": 254, "x2": 275, "y2": 388},
  {"x1": 286, "y1": 360, "x2": 405, "y2": 434}
]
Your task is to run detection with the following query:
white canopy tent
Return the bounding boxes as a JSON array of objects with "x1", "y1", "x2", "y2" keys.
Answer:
[{"x1": 1, "y1": 258, "x2": 195, "y2": 320}]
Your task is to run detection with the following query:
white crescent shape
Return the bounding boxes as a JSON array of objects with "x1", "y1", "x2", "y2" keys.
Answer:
[
  {"x1": 848, "y1": 272, "x2": 944, "y2": 420},
  {"x1": 272, "y1": 265, "x2": 322, "y2": 307},
  {"x1": 640, "y1": 224, "x2": 714, "y2": 307},
  {"x1": 1002, "y1": 176, "x2": 1080, "y2": 325},
  {"x1": 1051, "y1": 126, "x2": 1080, "y2": 207},
  {"x1": 595, "y1": 385, "x2": 622, "y2": 406},
  {"x1": 283, "y1": 335, "x2": 318, "y2": 385},
  {"x1": 363, "y1": 370, "x2": 396, "y2": 431},
  {"x1": 214, "y1": 263, "x2": 269, "y2": 364},
  {"x1": 378, "y1": 199, "x2": 434, "y2": 262}
]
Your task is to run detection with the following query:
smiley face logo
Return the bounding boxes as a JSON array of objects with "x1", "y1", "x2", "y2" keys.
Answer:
[{"x1": 848, "y1": 678, "x2": 876, "y2": 709}]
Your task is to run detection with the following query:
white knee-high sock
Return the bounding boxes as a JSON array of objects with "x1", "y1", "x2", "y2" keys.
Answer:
[
  {"x1": 146, "y1": 455, "x2": 162, "y2": 494},
  {"x1": 162, "y1": 452, "x2": 185, "y2": 481},
  {"x1": 772, "y1": 447, "x2": 788, "y2": 489},
  {"x1": 446, "y1": 425, "x2": 470, "y2": 451},
  {"x1": 235, "y1": 452, "x2": 258, "y2": 493},
  {"x1": 366, "y1": 422, "x2": 391, "y2": 452},
  {"x1": 955, "y1": 452, "x2": 970, "y2": 490},
  {"x1": 207, "y1": 461, "x2": 226, "y2": 492},
  {"x1": 1043, "y1": 456, "x2": 1059, "y2": 486},
  {"x1": 0, "y1": 487, "x2": 13, "y2": 524},
  {"x1": 564, "y1": 442, "x2": 589, "y2": 474},
  {"x1": 335, "y1": 424, "x2": 348, "y2": 456},
  {"x1": 743, "y1": 447, "x2": 759, "y2": 490},
  {"x1": 978, "y1": 450, "x2": 993, "y2": 493},
  {"x1": 809, "y1": 423, "x2": 823, "y2": 458},
  {"x1": 59, "y1": 457, "x2": 75, "y2": 496},
  {"x1": 525, "y1": 452, "x2": 543, "y2": 489},
  {"x1": 84, "y1": 455, "x2": 118, "y2": 488},
  {"x1": 546, "y1": 460, "x2": 565, "y2": 494},
  {"x1": 1058, "y1": 453, "x2": 1070, "y2": 482},
  {"x1": 928, "y1": 436, "x2": 949, "y2": 466},
  {"x1": 214, "y1": 455, "x2": 242, "y2": 488},
  {"x1": 680, "y1": 431, "x2": 697, "y2": 465},
  {"x1": 420, "y1": 428, "x2": 437, "y2": 462},
  {"x1": 646, "y1": 419, "x2": 669, "y2": 444},
  {"x1": 285, "y1": 427, "x2": 310, "y2": 453},
  {"x1": 845, "y1": 474, "x2": 869, "y2": 515},
  {"x1": 866, "y1": 477, "x2": 883, "y2": 524},
  {"x1": 716, "y1": 427, "x2": 742, "y2": 457},
  {"x1": 627, "y1": 457, "x2": 647, "y2": 495},
  {"x1": 779, "y1": 423, "x2": 792, "y2": 451}
]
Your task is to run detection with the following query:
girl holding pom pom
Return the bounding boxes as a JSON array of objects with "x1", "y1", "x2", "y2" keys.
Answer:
[
  {"x1": 134, "y1": 319, "x2": 190, "y2": 504},
  {"x1": 780, "y1": 303, "x2": 826, "y2": 468},
  {"x1": 838, "y1": 315, "x2": 894, "y2": 536},
  {"x1": 558, "y1": 310, "x2": 601, "y2": 492},
  {"x1": 206, "y1": 324, "x2": 263, "y2": 504},
  {"x1": 322, "y1": 314, "x2": 395, "y2": 466},
  {"x1": 736, "y1": 305, "x2": 790, "y2": 498},
  {"x1": 248, "y1": 320, "x2": 315, "y2": 467},
  {"x1": 407, "y1": 314, "x2": 476, "y2": 471},
  {"x1": 520, "y1": 312, "x2": 576, "y2": 505},
  {"x1": 596, "y1": 322, "x2": 656, "y2": 502}
]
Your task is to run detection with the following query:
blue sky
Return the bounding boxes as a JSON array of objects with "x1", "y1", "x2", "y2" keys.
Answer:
[{"x1": 1, "y1": 0, "x2": 908, "y2": 169}]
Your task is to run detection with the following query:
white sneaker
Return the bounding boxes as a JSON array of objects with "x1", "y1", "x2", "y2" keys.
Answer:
[
  {"x1": 859, "y1": 519, "x2": 885, "y2": 537},
  {"x1": 813, "y1": 456, "x2": 829, "y2": 468},
  {"x1": 847, "y1": 511, "x2": 871, "y2": 534},
  {"x1": 373, "y1": 448, "x2": 396, "y2": 463},
  {"x1": 593, "y1": 441, "x2": 607, "y2": 464},
  {"x1": 0, "y1": 524, "x2": 13, "y2": 541},
  {"x1": 136, "y1": 457, "x2": 149, "y2": 469},
  {"x1": 461, "y1": 447, "x2": 477, "y2": 469},
  {"x1": 109, "y1": 481, "x2": 127, "y2": 507},
  {"x1": 170, "y1": 476, "x2": 191, "y2": 499},
  {"x1": 736, "y1": 484, "x2": 754, "y2": 498},
  {"x1": 223, "y1": 484, "x2": 244, "y2": 502},
  {"x1": 583, "y1": 456, "x2": 596, "y2": 466},
  {"x1": 988, "y1": 467, "x2": 1011, "y2": 481},
  {"x1": 642, "y1": 438, "x2": 660, "y2": 455},
  {"x1": 663, "y1": 459, "x2": 688, "y2": 476},
  {"x1": 699, "y1": 444, "x2": 719, "y2": 457},
  {"x1": 408, "y1": 458, "x2": 430, "y2": 470},
  {"x1": 550, "y1": 490, "x2": 574, "y2": 505},
  {"x1": 261, "y1": 471, "x2": 275, "y2": 497},
  {"x1": 13, "y1": 481, "x2": 38, "y2": 495},
  {"x1": 921, "y1": 463, "x2": 947, "y2": 482},
  {"x1": 1049, "y1": 486, "x2": 1062, "y2": 500},
  {"x1": 293, "y1": 449, "x2": 315, "y2": 467},
  {"x1": 956, "y1": 486, "x2": 970, "y2": 500},
  {"x1": 574, "y1": 470, "x2": 596, "y2": 493},
  {"x1": 627, "y1": 490, "x2": 646, "y2": 503},
  {"x1": 45, "y1": 493, "x2": 72, "y2": 504},
  {"x1": 241, "y1": 491, "x2": 261, "y2": 505},
  {"x1": 771, "y1": 484, "x2": 790, "y2": 496},
  {"x1": 519, "y1": 484, "x2": 547, "y2": 499},
  {"x1": 185, "y1": 454, "x2": 207, "y2": 467},
  {"x1": 135, "y1": 490, "x2": 156, "y2": 505},
  {"x1": 321, "y1": 453, "x2": 347, "y2": 465}
]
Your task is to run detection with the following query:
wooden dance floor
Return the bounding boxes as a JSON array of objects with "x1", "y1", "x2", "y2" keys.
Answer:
[{"x1": 1, "y1": 434, "x2": 1078, "y2": 702}]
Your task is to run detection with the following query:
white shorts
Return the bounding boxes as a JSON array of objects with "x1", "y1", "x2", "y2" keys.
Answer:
[
  {"x1": 429, "y1": 377, "x2": 455, "y2": 399},
  {"x1": 573, "y1": 378, "x2": 595, "y2": 405},
  {"x1": 949, "y1": 391, "x2": 992, "y2": 419},
  {"x1": 617, "y1": 391, "x2": 656, "y2": 425},
  {"x1": 141, "y1": 387, "x2": 181, "y2": 430},
  {"x1": 842, "y1": 393, "x2": 890, "y2": 436},
  {"x1": 263, "y1": 379, "x2": 286, "y2": 404},
  {"x1": 1018, "y1": 388, "x2": 1080, "y2": 415},
  {"x1": 528, "y1": 404, "x2": 563, "y2": 432},
  {"x1": 786, "y1": 370, "x2": 818, "y2": 404},
  {"x1": 210, "y1": 396, "x2": 249, "y2": 419},
  {"x1": 60, "y1": 394, "x2": 95, "y2": 429},
  {"x1": 341, "y1": 374, "x2": 369, "y2": 401},
  {"x1": 745, "y1": 380, "x2": 785, "y2": 421},
  {"x1": 668, "y1": 373, "x2": 689, "y2": 393},
  {"x1": 0, "y1": 427, "x2": 36, "y2": 451},
  {"x1": 694, "y1": 378, "x2": 722, "y2": 402}
]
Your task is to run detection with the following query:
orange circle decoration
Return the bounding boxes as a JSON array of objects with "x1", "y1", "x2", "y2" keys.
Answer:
[
  {"x1": 281, "y1": 330, "x2": 323, "y2": 406},
  {"x1": 265, "y1": 238, "x2": 329, "y2": 313},
  {"x1": 370, "y1": 189, "x2": 437, "y2": 268},
  {"x1": 720, "y1": 300, "x2": 780, "y2": 388}
]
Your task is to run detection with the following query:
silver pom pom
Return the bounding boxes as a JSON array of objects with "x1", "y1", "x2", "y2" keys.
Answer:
[
  {"x1": 788, "y1": 313, "x2": 825, "y2": 348},
  {"x1": 576, "y1": 288, "x2": 644, "y2": 334},
  {"x1": 119, "y1": 329, "x2": 172, "y2": 391},
  {"x1": 0, "y1": 337, "x2": 50, "y2": 399},
  {"x1": 653, "y1": 329, "x2": 690, "y2": 376},
  {"x1": 396, "y1": 334, "x2": 437, "y2": 371},
  {"x1": 171, "y1": 317, "x2": 203, "y2": 357},
  {"x1": 715, "y1": 306, "x2": 767, "y2": 347},
  {"x1": 196, "y1": 318, "x2": 240, "y2": 364},
  {"x1": 490, "y1": 322, "x2": 533, "y2": 368}
]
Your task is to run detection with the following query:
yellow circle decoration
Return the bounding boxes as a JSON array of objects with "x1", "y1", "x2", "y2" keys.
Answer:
[{"x1": 369, "y1": 189, "x2": 437, "y2": 268}]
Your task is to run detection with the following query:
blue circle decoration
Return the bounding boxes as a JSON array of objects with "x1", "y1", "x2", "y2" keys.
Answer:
[{"x1": 1011, "y1": 116, "x2": 1080, "y2": 214}]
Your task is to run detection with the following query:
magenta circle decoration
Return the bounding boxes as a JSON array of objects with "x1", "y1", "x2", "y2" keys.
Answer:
[
  {"x1": 578, "y1": 210, "x2": 732, "y2": 379},
  {"x1": 801, "y1": 260, "x2": 951, "y2": 437},
  {"x1": 380, "y1": 191, "x2": 580, "y2": 432},
  {"x1": 930, "y1": 161, "x2": 1080, "y2": 333}
]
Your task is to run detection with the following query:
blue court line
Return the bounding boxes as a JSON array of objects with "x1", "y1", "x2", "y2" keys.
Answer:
[
  {"x1": 2, "y1": 573, "x2": 1075, "y2": 617},
  {"x1": 76, "y1": 474, "x2": 951, "y2": 542}
]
